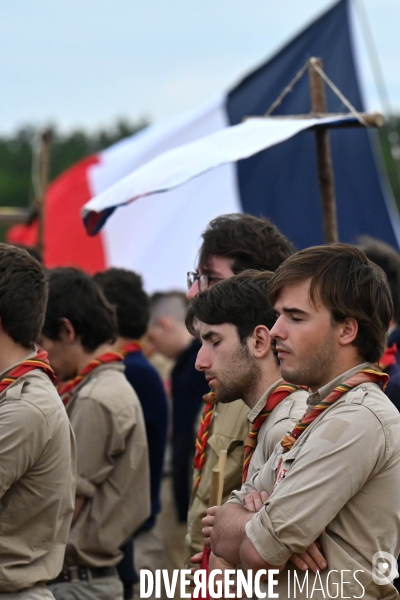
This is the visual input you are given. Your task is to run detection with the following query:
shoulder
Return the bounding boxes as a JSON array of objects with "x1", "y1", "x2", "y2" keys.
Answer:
[
  {"x1": 0, "y1": 370, "x2": 67, "y2": 437},
  {"x1": 344, "y1": 382, "x2": 400, "y2": 425},
  {"x1": 271, "y1": 388, "x2": 308, "y2": 424},
  {"x1": 124, "y1": 353, "x2": 166, "y2": 393},
  {"x1": 78, "y1": 363, "x2": 141, "y2": 416},
  {"x1": 212, "y1": 400, "x2": 250, "y2": 439}
]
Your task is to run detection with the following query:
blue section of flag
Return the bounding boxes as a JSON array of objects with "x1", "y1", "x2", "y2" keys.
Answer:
[{"x1": 227, "y1": 0, "x2": 400, "y2": 249}]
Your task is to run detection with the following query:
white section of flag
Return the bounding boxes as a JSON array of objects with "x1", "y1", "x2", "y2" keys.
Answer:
[
  {"x1": 83, "y1": 114, "x2": 357, "y2": 219},
  {"x1": 88, "y1": 94, "x2": 240, "y2": 292}
]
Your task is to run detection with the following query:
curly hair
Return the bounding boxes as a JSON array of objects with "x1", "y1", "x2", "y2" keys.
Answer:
[{"x1": 198, "y1": 213, "x2": 295, "y2": 273}]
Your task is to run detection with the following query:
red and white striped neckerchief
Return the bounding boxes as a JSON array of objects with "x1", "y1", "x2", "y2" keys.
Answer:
[
  {"x1": 275, "y1": 366, "x2": 389, "y2": 486},
  {"x1": 57, "y1": 341, "x2": 143, "y2": 407},
  {"x1": 0, "y1": 349, "x2": 56, "y2": 394},
  {"x1": 193, "y1": 391, "x2": 218, "y2": 489},
  {"x1": 242, "y1": 381, "x2": 306, "y2": 483},
  {"x1": 118, "y1": 340, "x2": 142, "y2": 355},
  {"x1": 58, "y1": 350, "x2": 125, "y2": 407}
]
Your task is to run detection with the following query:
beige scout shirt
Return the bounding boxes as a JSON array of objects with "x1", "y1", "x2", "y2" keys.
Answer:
[
  {"x1": 64, "y1": 361, "x2": 150, "y2": 568},
  {"x1": 0, "y1": 355, "x2": 76, "y2": 592},
  {"x1": 229, "y1": 363, "x2": 400, "y2": 600},
  {"x1": 245, "y1": 379, "x2": 308, "y2": 481},
  {"x1": 185, "y1": 400, "x2": 250, "y2": 563}
]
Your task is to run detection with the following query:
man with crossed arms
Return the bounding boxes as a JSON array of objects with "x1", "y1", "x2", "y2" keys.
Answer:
[
  {"x1": 187, "y1": 271, "x2": 328, "y2": 575},
  {"x1": 211, "y1": 244, "x2": 400, "y2": 599}
]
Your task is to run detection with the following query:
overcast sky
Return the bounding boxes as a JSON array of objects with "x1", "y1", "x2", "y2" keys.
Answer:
[{"x1": 1, "y1": 0, "x2": 399, "y2": 135}]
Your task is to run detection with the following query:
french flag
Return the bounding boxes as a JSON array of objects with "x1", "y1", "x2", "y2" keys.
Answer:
[{"x1": 9, "y1": 0, "x2": 400, "y2": 291}]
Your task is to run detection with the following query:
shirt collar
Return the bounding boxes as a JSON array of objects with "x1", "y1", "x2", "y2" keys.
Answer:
[
  {"x1": 247, "y1": 378, "x2": 283, "y2": 424},
  {"x1": 0, "y1": 348, "x2": 37, "y2": 379},
  {"x1": 307, "y1": 362, "x2": 371, "y2": 407}
]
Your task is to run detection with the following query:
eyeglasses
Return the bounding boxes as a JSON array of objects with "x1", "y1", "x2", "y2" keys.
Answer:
[{"x1": 187, "y1": 271, "x2": 225, "y2": 292}]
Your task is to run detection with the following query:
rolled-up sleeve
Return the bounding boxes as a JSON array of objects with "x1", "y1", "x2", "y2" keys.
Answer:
[{"x1": 244, "y1": 404, "x2": 387, "y2": 565}]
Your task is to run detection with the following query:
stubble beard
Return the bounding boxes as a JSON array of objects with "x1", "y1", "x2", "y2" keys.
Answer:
[
  {"x1": 215, "y1": 345, "x2": 261, "y2": 404},
  {"x1": 280, "y1": 331, "x2": 336, "y2": 390}
]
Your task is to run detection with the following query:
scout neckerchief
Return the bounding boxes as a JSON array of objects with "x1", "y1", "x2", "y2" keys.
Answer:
[
  {"x1": 118, "y1": 340, "x2": 143, "y2": 356},
  {"x1": 378, "y1": 344, "x2": 397, "y2": 371},
  {"x1": 242, "y1": 382, "x2": 306, "y2": 483},
  {"x1": 0, "y1": 349, "x2": 56, "y2": 394},
  {"x1": 193, "y1": 391, "x2": 218, "y2": 489},
  {"x1": 58, "y1": 350, "x2": 124, "y2": 407},
  {"x1": 274, "y1": 366, "x2": 389, "y2": 486}
]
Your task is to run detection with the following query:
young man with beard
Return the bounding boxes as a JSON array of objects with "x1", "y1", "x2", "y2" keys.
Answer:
[
  {"x1": 211, "y1": 244, "x2": 400, "y2": 600},
  {"x1": 0, "y1": 245, "x2": 76, "y2": 600},
  {"x1": 187, "y1": 271, "x2": 326, "y2": 576},
  {"x1": 185, "y1": 213, "x2": 295, "y2": 565},
  {"x1": 40, "y1": 268, "x2": 150, "y2": 600}
]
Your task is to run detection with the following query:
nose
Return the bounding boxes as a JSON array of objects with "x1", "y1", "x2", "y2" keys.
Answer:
[
  {"x1": 195, "y1": 344, "x2": 211, "y2": 372},
  {"x1": 270, "y1": 316, "x2": 284, "y2": 340},
  {"x1": 187, "y1": 280, "x2": 200, "y2": 300}
]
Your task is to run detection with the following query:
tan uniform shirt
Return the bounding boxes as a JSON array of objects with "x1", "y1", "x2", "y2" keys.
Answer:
[
  {"x1": 185, "y1": 400, "x2": 250, "y2": 563},
  {"x1": 65, "y1": 362, "x2": 150, "y2": 568},
  {"x1": 245, "y1": 379, "x2": 308, "y2": 481},
  {"x1": 229, "y1": 363, "x2": 400, "y2": 600},
  {"x1": 0, "y1": 356, "x2": 76, "y2": 592}
]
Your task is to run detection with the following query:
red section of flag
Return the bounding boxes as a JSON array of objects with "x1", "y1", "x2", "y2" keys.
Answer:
[
  {"x1": 7, "y1": 220, "x2": 39, "y2": 247},
  {"x1": 7, "y1": 155, "x2": 106, "y2": 274}
]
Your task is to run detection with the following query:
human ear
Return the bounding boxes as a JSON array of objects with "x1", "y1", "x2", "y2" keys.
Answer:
[
  {"x1": 251, "y1": 326, "x2": 271, "y2": 358},
  {"x1": 59, "y1": 318, "x2": 77, "y2": 344},
  {"x1": 338, "y1": 318, "x2": 358, "y2": 346}
]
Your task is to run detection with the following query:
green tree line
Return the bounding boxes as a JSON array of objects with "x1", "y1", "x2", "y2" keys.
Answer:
[{"x1": 0, "y1": 118, "x2": 148, "y2": 210}]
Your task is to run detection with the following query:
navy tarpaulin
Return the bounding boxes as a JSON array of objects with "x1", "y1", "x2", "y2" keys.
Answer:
[{"x1": 227, "y1": 0, "x2": 400, "y2": 250}]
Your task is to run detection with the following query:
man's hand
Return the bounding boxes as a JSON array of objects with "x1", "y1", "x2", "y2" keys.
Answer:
[
  {"x1": 244, "y1": 490, "x2": 270, "y2": 512},
  {"x1": 290, "y1": 539, "x2": 327, "y2": 573},
  {"x1": 208, "y1": 553, "x2": 245, "y2": 599},
  {"x1": 202, "y1": 505, "x2": 219, "y2": 548}
]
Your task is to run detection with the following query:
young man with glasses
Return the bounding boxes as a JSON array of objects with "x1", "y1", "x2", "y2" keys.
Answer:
[{"x1": 185, "y1": 213, "x2": 295, "y2": 567}]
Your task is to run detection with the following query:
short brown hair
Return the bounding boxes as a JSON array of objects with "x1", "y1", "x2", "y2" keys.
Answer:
[
  {"x1": 186, "y1": 270, "x2": 275, "y2": 344},
  {"x1": 43, "y1": 268, "x2": 117, "y2": 352},
  {"x1": 0, "y1": 244, "x2": 48, "y2": 349},
  {"x1": 94, "y1": 268, "x2": 149, "y2": 339},
  {"x1": 199, "y1": 214, "x2": 295, "y2": 273},
  {"x1": 268, "y1": 243, "x2": 393, "y2": 363}
]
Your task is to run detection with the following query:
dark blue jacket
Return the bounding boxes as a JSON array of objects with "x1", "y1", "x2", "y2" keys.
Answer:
[{"x1": 124, "y1": 349, "x2": 168, "y2": 530}]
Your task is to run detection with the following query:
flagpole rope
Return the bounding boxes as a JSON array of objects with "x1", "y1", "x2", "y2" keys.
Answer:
[
  {"x1": 310, "y1": 61, "x2": 368, "y2": 127},
  {"x1": 265, "y1": 62, "x2": 309, "y2": 116},
  {"x1": 265, "y1": 57, "x2": 369, "y2": 129}
]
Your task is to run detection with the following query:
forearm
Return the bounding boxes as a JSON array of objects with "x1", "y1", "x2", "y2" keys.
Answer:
[
  {"x1": 211, "y1": 503, "x2": 254, "y2": 565},
  {"x1": 239, "y1": 536, "x2": 286, "y2": 575}
]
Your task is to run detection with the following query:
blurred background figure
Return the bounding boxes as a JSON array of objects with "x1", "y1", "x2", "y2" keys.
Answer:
[
  {"x1": 359, "y1": 236, "x2": 400, "y2": 414},
  {"x1": 146, "y1": 291, "x2": 210, "y2": 568},
  {"x1": 93, "y1": 268, "x2": 168, "y2": 600}
]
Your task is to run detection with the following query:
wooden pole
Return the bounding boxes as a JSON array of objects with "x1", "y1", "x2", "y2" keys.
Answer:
[
  {"x1": 35, "y1": 130, "x2": 51, "y2": 257},
  {"x1": 308, "y1": 57, "x2": 339, "y2": 244},
  {"x1": 209, "y1": 468, "x2": 221, "y2": 507}
]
